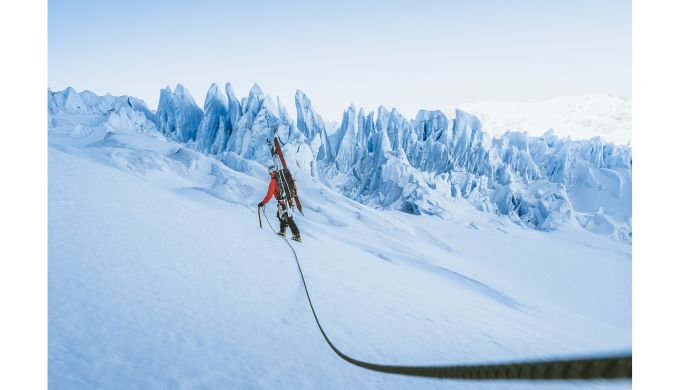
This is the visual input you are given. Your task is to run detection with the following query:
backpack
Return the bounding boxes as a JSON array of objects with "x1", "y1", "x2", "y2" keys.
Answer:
[{"x1": 274, "y1": 167, "x2": 298, "y2": 200}]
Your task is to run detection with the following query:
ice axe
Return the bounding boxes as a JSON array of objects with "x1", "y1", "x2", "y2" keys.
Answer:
[{"x1": 257, "y1": 205, "x2": 262, "y2": 228}]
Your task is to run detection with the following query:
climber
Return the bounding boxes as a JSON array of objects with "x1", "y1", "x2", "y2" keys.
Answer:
[{"x1": 258, "y1": 165, "x2": 302, "y2": 242}]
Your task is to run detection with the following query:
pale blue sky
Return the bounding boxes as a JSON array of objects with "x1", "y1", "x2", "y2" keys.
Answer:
[{"x1": 49, "y1": 0, "x2": 631, "y2": 119}]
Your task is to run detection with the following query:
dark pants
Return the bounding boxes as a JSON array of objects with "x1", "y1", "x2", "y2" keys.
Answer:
[{"x1": 277, "y1": 204, "x2": 300, "y2": 236}]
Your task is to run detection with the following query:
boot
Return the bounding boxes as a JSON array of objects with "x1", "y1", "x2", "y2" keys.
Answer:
[
  {"x1": 292, "y1": 234, "x2": 302, "y2": 243},
  {"x1": 277, "y1": 230, "x2": 286, "y2": 238}
]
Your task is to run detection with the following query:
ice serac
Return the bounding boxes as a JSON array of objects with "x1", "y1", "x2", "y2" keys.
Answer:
[
  {"x1": 56, "y1": 87, "x2": 87, "y2": 114},
  {"x1": 48, "y1": 88, "x2": 157, "y2": 134},
  {"x1": 48, "y1": 87, "x2": 154, "y2": 118},
  {"x1": 294, "y1": 90, "x2": 316, "y2": 140},
  {"x1": 225, "y1": 83, "x2": 243, "y2": 131},
  {"x1": 127, "y1": 97, "x2": 158, "y2": 125},
  {"x1": 528, "y1": 132, "x2": 632, "y2": 240},
  {"x1": 275, "y1": 95, "x2": 300, "y2": 144},
  {"x1": 196, "y1": 83, "x2": 229, "y2": 154},
  {"x1": 294, "y1": 90, "x2": 333, "y2": 162},
  {"x1": 334, "y1": 104, "x2": 360, "y2": 174},
  {"x1": 407, "y1": 110, "x2": 453, "y2": 174},
  {"x1": 450, "y1": 109, "x2": 491, "y2": 176},
  {"x1": 313, "y1": 103, "x2": 631, "y2": 241},
  {"x1": 224, "y1": 84, "x2": 282, "y2": 165},
  {"x1": 156, "y1": 84, "x2": 203, "y2": 142},
  {"x1": 491, "y1": 132, "x2": 540, "y2": 185}
]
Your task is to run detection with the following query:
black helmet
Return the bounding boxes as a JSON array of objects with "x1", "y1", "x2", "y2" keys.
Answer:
[{"x1": 268, "y1": 165, "x2": 276, "y2": 174}]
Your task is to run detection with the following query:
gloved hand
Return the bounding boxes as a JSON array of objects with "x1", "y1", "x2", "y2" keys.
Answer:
[{"x1": 258, "y1": 202, "x2": 264, "y2": 207}]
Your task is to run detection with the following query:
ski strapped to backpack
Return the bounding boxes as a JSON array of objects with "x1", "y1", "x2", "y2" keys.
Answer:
[{"x1": 267, "y1": 136, "x2": 303, "y2": 216}]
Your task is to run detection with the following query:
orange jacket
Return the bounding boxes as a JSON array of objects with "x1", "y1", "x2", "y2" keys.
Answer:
[{"x1": 261, "y1": 174, "x2": 293, "y2": 206}]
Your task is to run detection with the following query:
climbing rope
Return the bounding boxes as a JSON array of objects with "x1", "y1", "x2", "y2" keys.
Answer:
[{"x1": 261, "y1": 206, "x2": 632, "y2": 380}]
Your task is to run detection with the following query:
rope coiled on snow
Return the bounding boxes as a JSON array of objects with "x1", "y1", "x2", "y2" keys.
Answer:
[{"x1": 261, "y1": 206, "x2": 632, "y2": 380}]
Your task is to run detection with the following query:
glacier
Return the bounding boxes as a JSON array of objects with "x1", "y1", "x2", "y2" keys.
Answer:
[
  {"x1": 47, "y1": 86, "x2": 632, "y2": 389},
  {"x1": 48, "y1": 85, "x2": 632, "y2": 243}
]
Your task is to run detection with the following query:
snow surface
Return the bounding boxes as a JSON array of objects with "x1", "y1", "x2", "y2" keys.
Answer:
[
  {"x1": 455, "y1": 96, "x2": 631, "y2": 146},
  {"x1": 49, "y1": 88, "x2": 630, "y2": 389}
]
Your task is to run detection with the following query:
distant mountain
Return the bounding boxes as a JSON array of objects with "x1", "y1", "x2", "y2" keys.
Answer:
[{"x1": 455, "y1": 95, "x2": 631, "y2": 146}]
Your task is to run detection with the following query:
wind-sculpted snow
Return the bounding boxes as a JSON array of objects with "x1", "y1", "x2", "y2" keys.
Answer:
[{"x1": 47, "y1": 86, "x2": 632, "y2": 242}]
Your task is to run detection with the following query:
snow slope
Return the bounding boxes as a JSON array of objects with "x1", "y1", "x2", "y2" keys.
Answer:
[
  {"x1": 49, "y1": 92, "x2": 630, "y2": 388},
  {"x1": 455, "y1": 95, "x2": 631, "y2": 146}
]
